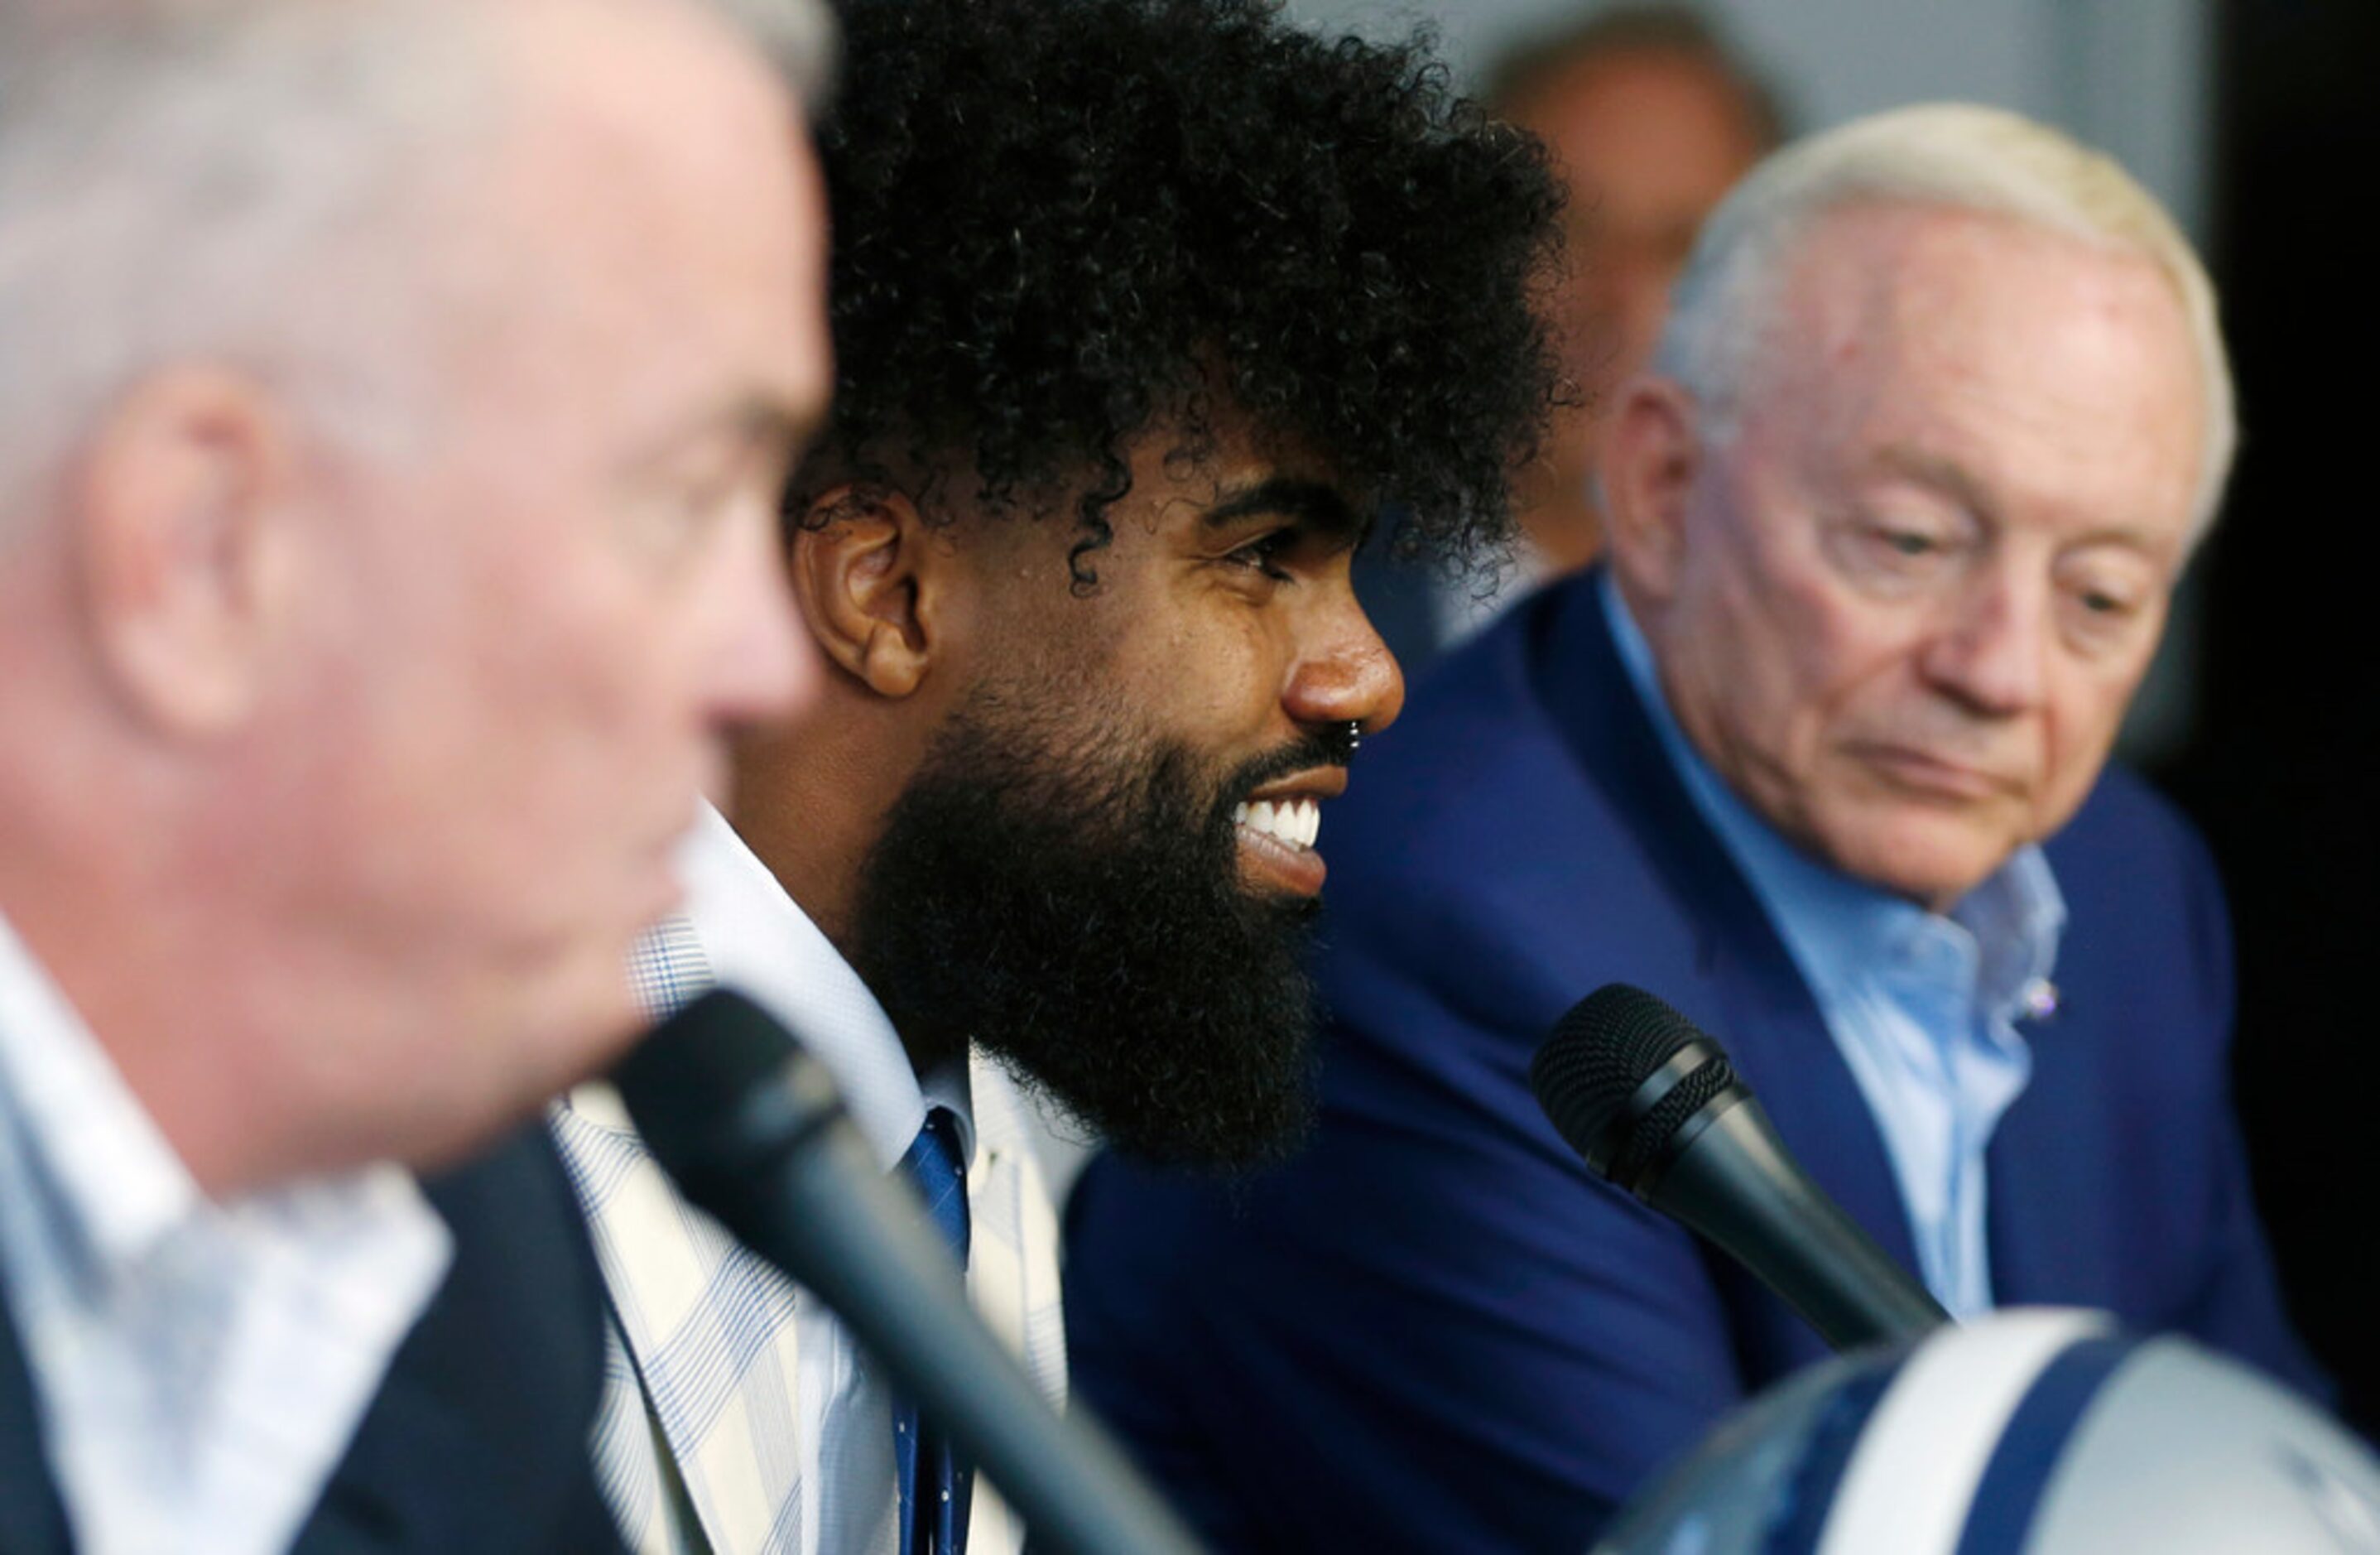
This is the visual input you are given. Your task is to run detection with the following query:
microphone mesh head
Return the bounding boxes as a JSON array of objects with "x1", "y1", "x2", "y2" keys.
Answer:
[
  {"x1": 1529, "y1": 984, "x2": 1707, "y2": 1169},
  {"x1": 1607, "y1": 1053, "x2": 1737, "y2": 1186}
]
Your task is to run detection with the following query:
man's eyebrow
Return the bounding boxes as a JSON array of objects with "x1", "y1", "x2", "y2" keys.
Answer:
[
  {"x1": 1200, "y1": 477, "x2": 1367, "y2": 542},
  {"x1": 634, "y1": 392, "x2": 820, "y2": 473},
  {"x1": 1868, "y1": 444, "x2": 1998, "y2": 524},
  {"x1": 725, "y1": 394, "x2": 821, "y2": 460},
  {"x1": 1868, "y1": 443, "x2": 2168, "y2": 554}
]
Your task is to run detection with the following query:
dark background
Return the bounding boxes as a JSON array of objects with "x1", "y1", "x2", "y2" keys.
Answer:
[{"x1": 2172, "y1": 0, "x2": 2380, "y2": 1434}]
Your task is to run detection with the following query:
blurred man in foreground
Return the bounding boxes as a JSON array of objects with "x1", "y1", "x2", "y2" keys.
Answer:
[
  {"x1": 0, "y1": 0, "x2": 833, "y2": 1548},
  {"x1": 546, "y1": 0, "x2": 1564, "y2": 1548},
  {"x1": 1067, "y1": 104, "x2": 2325, "y2": 1550}
]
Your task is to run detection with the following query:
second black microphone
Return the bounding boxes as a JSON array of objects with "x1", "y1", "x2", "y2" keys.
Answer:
[{"x1": 1531, "y1": 983, "x2": 1949, "y2": 1351}]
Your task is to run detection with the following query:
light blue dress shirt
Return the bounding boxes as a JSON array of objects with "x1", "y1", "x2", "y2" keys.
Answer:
[{"x1": 1599, "y1": 575, "x2": 2065, "y2": 1317}]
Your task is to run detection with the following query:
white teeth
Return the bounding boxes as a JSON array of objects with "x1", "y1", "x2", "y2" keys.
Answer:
[{"x1": 1235, "y1": 796, "x2": 1321, "y2": 850}]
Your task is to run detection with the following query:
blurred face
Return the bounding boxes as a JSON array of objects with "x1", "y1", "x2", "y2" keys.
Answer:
[
  {"x1": 849, "y1": 416, "x2": 1405, "y2": 1164},
  {"x1": 1507, "y1": 49, "x2": 1764, "y2": 485},
  {"x1": 1637, "y1": 207, "x2": 2205, "y2": 907},
  {"x1": 274, "y1": 4, "x2": 830, "y2": 1161}
]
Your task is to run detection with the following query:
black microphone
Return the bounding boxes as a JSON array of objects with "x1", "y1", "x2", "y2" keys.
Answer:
[
  {"x1": 1529, "y1": 984, "x2": 1949, "y2": 1351},
  {"x1": 612, "y1": 989, "x2": 1205, "y2": 1555}
]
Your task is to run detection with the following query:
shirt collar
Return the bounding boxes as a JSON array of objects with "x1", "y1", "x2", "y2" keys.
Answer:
[
  {"x1": 0, "y1": 907, "x2": 204, "y2": 1279},
  {"x1": 677, "y1": 805, "x2": 976, "y2": 1172},
  {"x1": 0, "y1": 909, "x2": 449, "y2": 1292},
  {"x1": 1595, "y1": 572, "x2": 2065, "y2": 1018}
]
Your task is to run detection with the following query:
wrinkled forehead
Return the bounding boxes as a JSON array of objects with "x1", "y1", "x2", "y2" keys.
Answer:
[
  {"x1": 1781, "y1": 204, "x2": 2185, "y2": 354},
  {"x1": 434, "y1": 0, "x2": 820, "y2": 405},
  {"x1": 1718, "y1": 205, "x2": 2206, "y2": 544},
  {"x1": 478, "y1": 0, "x2": 798, "y2": 230},
  {"x1": 1750, "y1": 204, "x2": 2198, "y2": 422}
]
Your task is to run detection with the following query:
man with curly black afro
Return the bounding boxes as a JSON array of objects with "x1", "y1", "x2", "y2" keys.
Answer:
[
  {"x1": 560, "y1": 1, "x2": 1563, "y2": 1549},
  {"x1": 771, "y1": 0, "x2": 1564, "y2": 1152}
]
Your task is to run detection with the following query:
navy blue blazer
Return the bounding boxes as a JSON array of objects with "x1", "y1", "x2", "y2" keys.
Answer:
[
  {"x1": 2, "y1": 1124, "x2": 623, "y2": 1555},
  {"x1": 1064, "y1": 570, "x2": 2325, "y2": 1553}
]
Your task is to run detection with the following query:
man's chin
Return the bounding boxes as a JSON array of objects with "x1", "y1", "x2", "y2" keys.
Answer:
[
  {"x1": 1816, "y1": 812, "x2": 2022, "y2": 911},
  {"x1": 1233, "y1": 877, "x2": 1326, "y2": 927}
]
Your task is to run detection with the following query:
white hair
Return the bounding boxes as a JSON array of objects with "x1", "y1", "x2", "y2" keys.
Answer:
[
  {"x1": 0, "y1": 0, "x2": 834, "y2": 539},
  {"x1": 1653, "y1": 102, "x2": 2235, "y2": 542}
]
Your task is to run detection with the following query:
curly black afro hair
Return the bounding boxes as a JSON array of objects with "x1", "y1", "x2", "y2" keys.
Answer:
[{"x1": 796, "y1": 0, "x2": 1570, "y2": 585}]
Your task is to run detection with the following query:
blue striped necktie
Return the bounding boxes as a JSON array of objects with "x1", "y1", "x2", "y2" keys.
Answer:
[{"x1": 893, "y1": 1107, "x2": 973, "y2": 1555}]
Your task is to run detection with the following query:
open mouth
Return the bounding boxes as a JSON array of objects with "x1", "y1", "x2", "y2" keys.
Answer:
[
  {"x1": 1232, "y1": 797, "x2": 1320, "y2": 851},
  {"x1": 1231, "y1": 794, "x2": 1328, "y2": 895}
]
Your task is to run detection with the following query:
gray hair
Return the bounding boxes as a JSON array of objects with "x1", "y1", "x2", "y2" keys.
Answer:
[
  {"x1": 0, "y1": 0, "x2": 834, "y2": 534},
  {"x1": 1653, "y1": 103, "x2": 2235, "y2": 540}
]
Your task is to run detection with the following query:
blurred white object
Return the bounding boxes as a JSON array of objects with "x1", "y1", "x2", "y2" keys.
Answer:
[{"x1": 1598, "y1": 1307, "x2": 2380, "y2": 1554}]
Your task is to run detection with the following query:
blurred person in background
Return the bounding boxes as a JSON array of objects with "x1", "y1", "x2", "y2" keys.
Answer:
[
  {"x1": 544, "y1": 0, "x2": 1565, "y2": 1550},
  {"x1": 0, "y1": 0, "x2": 834, "y2": 1549},
  {"x1": 1365, "y1": 2, "x2": 1782, "y2": 667},
  {"x1": 1065, "y1": 104, "x2": 2325, "y2": 1553}
]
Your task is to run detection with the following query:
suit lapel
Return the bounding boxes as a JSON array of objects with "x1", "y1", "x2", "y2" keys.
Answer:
[
  {"x1": 0, "y1": 1278, "x2": 74, "y2": 1555},
  {"x1": 293, "y1": 1127, "x2": 623, "y2": 1554},
  {"x1": 1530, "y1": 572, "x2": 1923, "y2": 1283}
]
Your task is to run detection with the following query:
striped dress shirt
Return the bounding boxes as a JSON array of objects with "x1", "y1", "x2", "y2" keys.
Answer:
[{"x1": 553, "y1": 806, "x2": 1066, "y2": 1555}]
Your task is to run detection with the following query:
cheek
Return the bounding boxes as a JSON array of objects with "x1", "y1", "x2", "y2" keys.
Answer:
[
  {"x1": 1135, "y1": 604, "x2": 1282, "y2": 739},
  {"x1": 1687, "y1": 549, "x2": 1894, "y2": 766},
  {"x1": 2036, "y1": 675, "x2": 2137, "y2": 820},
  {"x1": 428, "y1": 530, "x2": 694, "y2": 901}
]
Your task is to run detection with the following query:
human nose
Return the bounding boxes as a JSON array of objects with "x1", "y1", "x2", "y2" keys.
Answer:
[
  {"x1": 1284, "y1": 590, "x2": 1405, "y2": 739},
  {"x1": 1918, "y1": 567, "x2": 2048, "y2": 718}
]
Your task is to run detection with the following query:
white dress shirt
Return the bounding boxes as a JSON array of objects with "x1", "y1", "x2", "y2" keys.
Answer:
[
  {"x1": 0, "y1": 909, "x2": 451, "y2": 1555},
  {"x1": 555, "y1": 806, "x2": 1065, "y2": 1555}
]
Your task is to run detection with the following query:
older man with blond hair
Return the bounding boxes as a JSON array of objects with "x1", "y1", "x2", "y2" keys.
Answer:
[
  {"x1": 1065, "y1": 103, "x2": 2327, "y2": 1552},
  {"x1": 0, "y1": 1, "x2": 834, "y2": 1549}
]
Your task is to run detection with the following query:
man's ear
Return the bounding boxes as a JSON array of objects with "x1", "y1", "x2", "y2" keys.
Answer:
[
  {"x1": 1599, "y1": 376, "x2": 1704, "y2": 604},
  {"x1": 75, "y1": 366, "x2": 301, "y2": 735},
  {"x1": 786, "y1": 483, "x2": 945, "y2": 700}
]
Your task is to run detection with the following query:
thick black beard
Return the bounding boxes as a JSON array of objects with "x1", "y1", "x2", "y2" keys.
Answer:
[{"x1": 846, "y1": 700, "x2": 1334, "y2": 1171}]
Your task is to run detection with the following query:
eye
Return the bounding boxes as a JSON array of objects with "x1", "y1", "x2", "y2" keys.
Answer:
[
  {"x1": 2065, "y1": 579, "x2": 2145, "y2": 637},
  {"x1": 1847, "y1": 518, "x2": 1959, "y2": 584},
  {"x1": 2057, "y1": 555, "x2": 2156, "y2": 622},
  {"x1": 1222, "y1": 527, "x2": 1297, "y2": 582},
  {"x1": 1860, "y1": 520, "x2": 1951, "y2": 563}
]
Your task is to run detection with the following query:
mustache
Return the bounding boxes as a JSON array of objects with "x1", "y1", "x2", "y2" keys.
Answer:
[{"x1": 1221, "y1": 726, "x2": 1358, "y2": 805}]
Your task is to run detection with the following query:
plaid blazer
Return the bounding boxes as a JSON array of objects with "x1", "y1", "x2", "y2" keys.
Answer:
[{"x1": 553, "y1": 903, "x2": 1067, "y2": 1555}]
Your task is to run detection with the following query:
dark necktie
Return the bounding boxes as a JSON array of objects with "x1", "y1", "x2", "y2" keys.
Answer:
[{"x1": 893, "y1": 1106, "x2": 973, "y2": 1555}]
